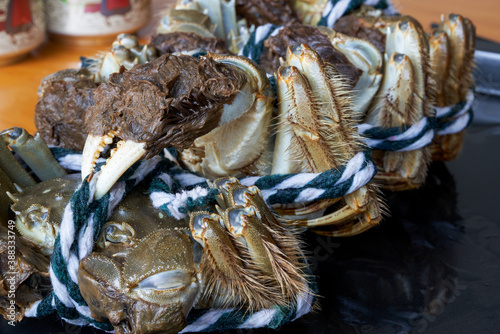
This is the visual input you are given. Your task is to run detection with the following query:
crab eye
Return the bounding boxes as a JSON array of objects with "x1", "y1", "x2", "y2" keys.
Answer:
[
  {"x1": 102, "y1": 222, "x2": 135, "y2": 244},
  {"x1": 26, "y1": 205, "x2": 49, "y2": 226}
]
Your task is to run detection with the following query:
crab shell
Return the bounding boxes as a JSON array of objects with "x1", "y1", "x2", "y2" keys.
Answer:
[{"x1": 8, "y1": 175, "x2": 79, "y2": 255}]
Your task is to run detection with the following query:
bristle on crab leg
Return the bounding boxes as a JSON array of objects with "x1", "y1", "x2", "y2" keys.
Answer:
[
  {"x1": 437, "y1": 14, "x2": 476, "y2": 105},
  {"x1": 429, "y1": 30, "x2": 450, "y2": 107},
  {"x1": 385, "y1": 20, "x2": 428, "y2": 119},
  {"x1": 81, "y1": 133, "x2": 146, "y2": 199}
]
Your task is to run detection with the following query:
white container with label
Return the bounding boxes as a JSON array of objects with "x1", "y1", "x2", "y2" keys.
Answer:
[
  {"x1": 0, "y1": 0, "x2": 45, "y2": 66},
  {"x1": 46, "y1": 0, "x2": 151, "y2": 46}
]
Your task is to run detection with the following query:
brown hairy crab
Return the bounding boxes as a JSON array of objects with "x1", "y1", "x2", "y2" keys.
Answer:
[
  {"x1": 80, "y1": 44, "x2": 383, "y2": 237},
  {"x1": 78, "y1": 177, "x2": 311, "y2": 334},
  {"x1": 0, "y1": 126, "x2": 312, "y2": 333},
  {"x1": 81, "y1": 52, "x2": 274, "y2": 200},
  {"x1": 333, "y1": 7, "x2": 476, "y2": 190},
  {"x1": 1, "y1": 158, "x2": 312, "y2": 334}
]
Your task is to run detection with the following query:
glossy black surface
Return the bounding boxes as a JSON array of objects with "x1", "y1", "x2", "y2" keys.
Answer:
[{"x1": 3, "y1": 127, "x2": 500, "y2": 334}]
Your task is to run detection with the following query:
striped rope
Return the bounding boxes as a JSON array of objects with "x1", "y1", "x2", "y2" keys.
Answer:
[
  {"x1": 358, "y1": 91, "x2": 474, "y2": 151},
  {"x1": 239, "y1": 23, "x2": 283, "y2": 62},
  {"x1": 149, "y1": 150, "x2": 376, "y2": 220},
  {"x1": 37, "y1": 149, "x2": 320, "y2": 331},
  {"x1": 25, "y1": 156, "x2": 164, "y2": 331},
  {"x1": 181, "y1": 288, "x2": 315, "y2": 333}
]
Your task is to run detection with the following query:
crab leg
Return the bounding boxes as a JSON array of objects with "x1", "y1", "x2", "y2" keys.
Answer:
[
  {"x1": 0, "y1": 167, "x2": 16, "y2": 222},
  {"x1": 438, "y1": 14, "x2": 476, "y2": 105},
  {"x1": 0, "y1": 127, "x2": 66, "y2": 183},
  {"x1": 365, "y1": 18, "x2": 432, "y2": 190},
  {"x1": 272, "y1": 198, "x2": 341, "y2": 216},
  {"x1": 272, "y1": 44, "x2": 381, "y2": 232},
  {"x1": 429, "y1": 30, "x2": 451, "y2": 107},
  {"x1": 385, "y1": 20, "x2": 430, "y2": 118},
  {"x1": 368, "y1": 52, "x2": 430, "y2": 190},
  {"x1": 0, "y1": 140, "x2": 35, "y2": 188},
  {"x1": 190, "y1": 180, "x2": 308, "y2": 309},
  {"x1": 312, "y1": 201, "x2": 381, "y2": 237}
]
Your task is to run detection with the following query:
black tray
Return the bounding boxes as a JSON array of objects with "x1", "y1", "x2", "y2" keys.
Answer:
[{"x1": 2, "y1": 39, "x2": 500, "y2": 334}]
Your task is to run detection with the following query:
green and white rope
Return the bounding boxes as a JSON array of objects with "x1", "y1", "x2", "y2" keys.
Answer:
[
  {"x1": 149, "y1": 150, "x2": 376, "y2": 220},
  {"x1": 358, "y1": 91, "x2": 475, "y2": 151},
  {"x1": 25, "y1": 155, "x2": 164, "y2": 331},
  {"x1": 27, "y1": 149, "x2": 320, "y2": 332}
]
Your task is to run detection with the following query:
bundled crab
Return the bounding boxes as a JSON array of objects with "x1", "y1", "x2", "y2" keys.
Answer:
[{"x1": 1, "y1": 0, "x2": 476, "y2": 333}]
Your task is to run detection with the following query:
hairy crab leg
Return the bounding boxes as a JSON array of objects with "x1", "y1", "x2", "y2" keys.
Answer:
[
  {"x1": 429, "y1": 30, "x2": 451, "y2": 108},
  {"x1": 429, "y1": 14, "x2": 476, "y2": 161},
  {"x1": 273, "y1": 44, "x2": 381, "y2": 234},
  {"x1": 365, "y1": 18, "x2": 433, "y2": 191},
  {"x1": 272, "y1": 198, "x2": 341, "y2": 216},
  {"x1": 190, "y1": 179, "x2": 309, "y2": 310},
  {"x1": 438, "y1": 14, "x2": 476, "y2": 105}
]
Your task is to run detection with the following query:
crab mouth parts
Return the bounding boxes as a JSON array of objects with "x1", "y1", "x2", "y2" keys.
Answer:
[{"x1": 82, "y1": 132, "x2": 146, "y2": 200}]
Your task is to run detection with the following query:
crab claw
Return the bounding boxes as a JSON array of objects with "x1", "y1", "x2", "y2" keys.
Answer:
[
  {"x1": 189, "y1": 177, "x2": 310, "y2": 310},
  {"x1": 81, "y1": 134, "x2": 146, "y2": 199},
  {"x1": 83, "y1": 53, "x2": 254, "y2": 199}
]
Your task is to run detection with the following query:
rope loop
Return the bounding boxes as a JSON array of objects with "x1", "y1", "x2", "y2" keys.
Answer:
[{"x1": 358, "y1": 91, "x2": 475, "y2": 152}]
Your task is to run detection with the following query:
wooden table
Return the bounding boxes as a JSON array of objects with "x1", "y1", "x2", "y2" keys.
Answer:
[{"x1": 1, "y1": 0, "x2": 498, "y2": 133}]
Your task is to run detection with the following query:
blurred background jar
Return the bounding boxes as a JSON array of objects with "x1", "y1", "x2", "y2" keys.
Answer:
[
  {"x1": 45, "y1": 0, "x2": 151, "y2": 46},
  {"x1": 0, "y1": 0, "x2": 45, "y2": 66}
]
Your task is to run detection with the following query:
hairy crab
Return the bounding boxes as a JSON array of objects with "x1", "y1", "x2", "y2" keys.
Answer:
[
  {"x1": 78, "y1": 45, "x2": 383, "y2": 237},
  {"x1": 79, "y1": 178, "x2": 310, "y2": 334},
  {"x1": 342, "y1": 13, "x2": 435, "y2": 191},
  {"x1": 333, "y1": 7, "x2": 476, "y2": 186},
  {"x1": 0, "y1": 133, "x2": 313, "y2": 333},
  {"x1": 1, "y1": 0, "x2": 478, "y2": 332}
]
